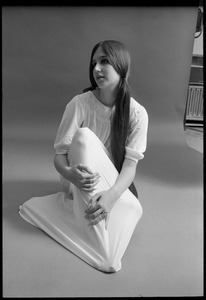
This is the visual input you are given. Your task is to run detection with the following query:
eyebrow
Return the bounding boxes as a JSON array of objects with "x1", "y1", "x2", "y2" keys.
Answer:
[{"x1": 92, "y1": 55, "x2": 107, "y2": 63}]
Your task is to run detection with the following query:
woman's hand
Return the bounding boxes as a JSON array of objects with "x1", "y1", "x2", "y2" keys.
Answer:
[
  {"x1": 67, "y1": 164, "x2": 100, "y2": 192},
  {"x1": 84, "y1": 188, "x2": 120, "y2": 229}
]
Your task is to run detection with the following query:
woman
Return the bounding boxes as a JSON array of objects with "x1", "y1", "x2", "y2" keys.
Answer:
[{"x1": 19, "y1": 40, "x2": 148, "y2": 273}]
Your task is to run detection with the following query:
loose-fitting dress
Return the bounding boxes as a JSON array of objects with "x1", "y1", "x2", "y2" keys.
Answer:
[{"x1": 19, "y1": 91, "x2": 148, "y2": 273}]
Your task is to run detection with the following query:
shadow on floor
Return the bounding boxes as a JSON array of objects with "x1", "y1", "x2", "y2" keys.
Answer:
[
  {"x1": 137, "y1": 142, "x2": 203, "y2": 187},
  {"x1": 3, "y1": 180, "x2": 61, "y2": 233}
]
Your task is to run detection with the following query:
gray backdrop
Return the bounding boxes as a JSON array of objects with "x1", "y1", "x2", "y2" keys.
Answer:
[{"x1": 3, "y1": 6, "x2": 203, "y2": 297}]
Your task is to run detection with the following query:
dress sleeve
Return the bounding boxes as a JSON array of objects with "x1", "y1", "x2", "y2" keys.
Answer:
[
  {"x1": 54, "y1": 95, "x2": 84, "y2": 154},
  {"x1": 125, "y1": 104, "x2": 148, "y2": 163}
]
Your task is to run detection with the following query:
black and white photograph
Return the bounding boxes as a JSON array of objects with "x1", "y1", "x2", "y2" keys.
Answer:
[{"x1": 2, "y1": 4, "x2": 203, "y2": 297}]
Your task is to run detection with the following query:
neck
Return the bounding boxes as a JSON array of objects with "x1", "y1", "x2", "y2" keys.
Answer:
[{"x1": 98, "y1": 87, "x2": 116, "y2": 107}]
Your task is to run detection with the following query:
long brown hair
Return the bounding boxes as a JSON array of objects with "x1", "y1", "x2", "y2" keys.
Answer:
[{"x1": 83, "y1": 40, "x2": 138, "y2": 197}]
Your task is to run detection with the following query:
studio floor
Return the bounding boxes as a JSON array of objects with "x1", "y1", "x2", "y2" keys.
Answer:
[{"x1": 3, "y1": 122, "x2": 203, "y2": 297}]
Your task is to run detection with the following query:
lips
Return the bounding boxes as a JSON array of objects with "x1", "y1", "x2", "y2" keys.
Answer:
[{"x1": 96, "y1": 74, "x2": 104, "y2": 80}]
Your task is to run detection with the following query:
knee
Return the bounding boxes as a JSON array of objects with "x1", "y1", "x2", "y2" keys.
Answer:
[
  {"x1": 72, "y1": 128, "x2": 93, "y2": 147},
  {"x1": 73, "y1": 127, "x2": 93, "y2": 143}
]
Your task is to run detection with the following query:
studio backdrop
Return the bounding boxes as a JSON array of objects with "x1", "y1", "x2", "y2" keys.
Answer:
[{"x1": 3, "y1": 6, "x2": 203, "y2": 297}]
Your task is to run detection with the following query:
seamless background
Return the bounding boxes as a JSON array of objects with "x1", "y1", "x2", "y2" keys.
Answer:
[{"x1": 3, "y1": 6, "x2": 203, "y2": 297}]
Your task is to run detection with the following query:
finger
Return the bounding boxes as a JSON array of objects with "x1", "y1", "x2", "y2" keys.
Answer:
[
  {"x1": 90, "y1": 193, "x2": 101, "y2": 205},
  {"x1": 93, "y1": 173, "x2": 101, "y2": 181},
  {"x1": 90, "y1": 192, "x2": 102, "y2": 205},
  {"x1": 88, "y1": 211, "x2": 107, "y2": 226},
  {"x1": 88, "y1": 220, "x2": 99, "y2": 227},
  {"x1": 78, "y1": 164, "x2": 99, "y2": 176},
  {"x1": 81, "y1": 185, "x2": 99, "y2": 193},
  {"x1": 81, "y1": 180, "x2": 100, "y2": 193},
  {"x1": 82, "y1": 178, "x2": 100, "y2": 186},
  {"x1": 85, "y1": 202, "x2": 101, "y2": 214},
  {"x1": 79, "y1": 176, "x2": 96, "y2": 187},
  {"x1": 85, "y1": 208, "x2": 104, "y2": 220},
  {"x1": 87, "y1": 174, "x2": 101, "y2": 184},
  {"x1": 83, "y1": 174, "x2": 100, "y2": 183},
  {"x1": 86, "y1": 207, "x2": 105, "y2": 220},
  {"x1": 78, "y1": 164, "x2": 93, "y2": 174},
  {"x1": 80, "y1": 176, "x2": 98, "y2": 186},
  {"x1": 81, "y1": 187, "x2": 96, "y2": 193},
  {"x1": 84, "y1": 200, "x2": 97, "y2": 213},
  {"x1": 87, "y1": 214, "x2": 104, "y2": 227},
  {"x1": 85, "y1": 195, "x2": 101, "y2": 213}
]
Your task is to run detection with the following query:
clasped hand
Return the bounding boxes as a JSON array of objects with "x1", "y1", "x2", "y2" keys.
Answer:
[
  {"x1": 85, "y1": 189, "x2": 119, "y2": 229},
  {"x1": 67, "y1": 164, "x2": 119, "y2": 228},
  {"x1": 68, "y1": 164, "x2": 100, "y2": 192}
]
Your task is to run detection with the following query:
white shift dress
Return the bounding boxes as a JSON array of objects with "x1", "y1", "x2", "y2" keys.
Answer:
[{"x1": 19, "y1": 91, "x2": 148, "y2": 273}]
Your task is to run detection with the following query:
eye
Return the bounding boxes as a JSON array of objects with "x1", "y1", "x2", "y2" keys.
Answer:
[
  {"x1": 91, "y1": 60, "x2": 96, "y2": 67},
  {"x1": 101, "y1": 58, "x2": 109, "y2": 64}
]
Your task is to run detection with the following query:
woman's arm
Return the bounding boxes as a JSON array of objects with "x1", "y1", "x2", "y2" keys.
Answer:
[
  {"x1": 85, "y1": 158, "x2": 137, "y2": 227},
  {"x1": 54, "y1": 154, "x2": 100, "y2": 192},
  {"x1": 110, "y1": 157, "x2": 137, "y2": 198},
  {"x1": 54, "y1": 154, "x2": 70, "y2": 179}
]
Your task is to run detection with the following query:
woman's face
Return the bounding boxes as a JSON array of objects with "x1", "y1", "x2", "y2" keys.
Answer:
[{"x1": 92, "y1": 47, "x2": 120, "y2": 90}]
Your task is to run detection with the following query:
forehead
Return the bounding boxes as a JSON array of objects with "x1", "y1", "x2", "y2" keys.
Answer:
[{"x1": 92, "y1": 47, "x2": 106, "y2": 60}]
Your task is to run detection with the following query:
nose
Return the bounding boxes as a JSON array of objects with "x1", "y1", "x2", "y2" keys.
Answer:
[{"x1": 94, "y1": 62, "x2": 101, "y2": 72}]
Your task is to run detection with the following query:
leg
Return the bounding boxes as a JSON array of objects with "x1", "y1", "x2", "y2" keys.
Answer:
[
  {"x1": 68, "y1": 127, "x2": 119, "y2": 202},
  {"x1": 67, "y1": 127, "x2": 143, "y2": 272},
  {"x1": 19, "y1": 127, "x2": 142, "y2": 273}
]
